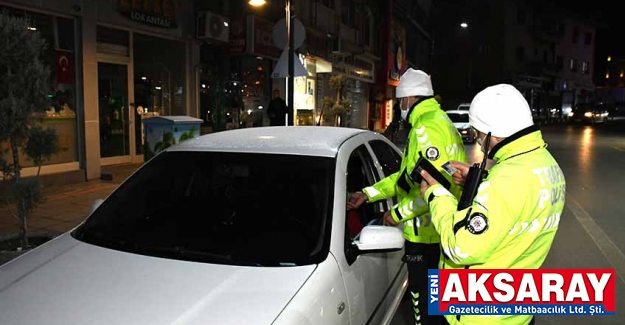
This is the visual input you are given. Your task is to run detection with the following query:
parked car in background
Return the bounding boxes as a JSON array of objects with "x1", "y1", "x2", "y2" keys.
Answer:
[
  {"x1": 570, "y1": 102, "x2": 610, "y2": 124},
  {"x1": 446, "y1": 110, "x2": 476, "y2": 143},
  {"x1": 0, "y1": 126, "x2": 408, "y2": 325},
  {"x1": 607, "y1": 102, "x2": 625, "y2": 123}
]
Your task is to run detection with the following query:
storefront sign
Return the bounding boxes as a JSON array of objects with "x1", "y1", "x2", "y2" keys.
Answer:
[
  {"x1": 118, "y1": 0, "x2": 180, "y2": 29},
  {"x1": 387, "y1": 20, "x2": 406, "y2": 86},
  {"x1": 251, "y1": 16, "x2": 280, "y2": 59},
  {"x1": 229, "y1": 16, "x2": 247, "y2": 54}
]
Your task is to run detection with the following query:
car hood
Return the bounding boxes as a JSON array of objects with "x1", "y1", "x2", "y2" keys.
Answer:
[
  {"x1": 0, "y1": 234, "x2": 316, "y2": 325},
  {"x1": 453, "y1": 122, "x2": 471, "y2": 129}
]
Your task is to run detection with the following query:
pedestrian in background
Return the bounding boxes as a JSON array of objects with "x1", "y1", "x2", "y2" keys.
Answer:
[{"x1": 267, "y1": 89, "x2": 288, "y2": 126}]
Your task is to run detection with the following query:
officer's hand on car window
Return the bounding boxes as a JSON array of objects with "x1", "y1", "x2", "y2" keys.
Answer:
[
  {"x1": 383, "y1": 211, "x2": 399, "y2": 226},
  {"x1": 347, "y1": 192, "x2": 368, "y2": 210},
  {"x1": 450, "y1": 160, "x2": 471, "y2": 185}
]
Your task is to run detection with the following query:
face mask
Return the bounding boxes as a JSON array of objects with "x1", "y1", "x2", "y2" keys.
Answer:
[
  {"x1": 477, "y1": 136, "x2": 488, "y2": 153},
  {"x1": 399, "y1": 98, "x2": 411, "y2": 121},
  {"x1": 400, "y1": 109, "x2": 409, "y2": 121}
]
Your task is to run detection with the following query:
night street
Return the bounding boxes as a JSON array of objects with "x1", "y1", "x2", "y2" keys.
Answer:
[
  {"x1": 392, "y1": 122, "x2": 625, "y2": 324},
  {"x1": 2, "y1": 0, "x2": 625, "y2": 323}
]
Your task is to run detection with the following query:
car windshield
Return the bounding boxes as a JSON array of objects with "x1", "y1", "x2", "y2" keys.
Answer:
[
  {"x1": 447, "y1": 113, "x2": 469, "y2": 123},
  {"x1": 72, "y1": 151, "x2": 335, "y2": 266}
]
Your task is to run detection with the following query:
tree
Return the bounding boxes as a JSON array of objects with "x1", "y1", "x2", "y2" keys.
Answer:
[
  {"x1": 316, "y1": 97, "x2": 335, "y2": 126},
  {"x1": 329, "y1": 74, "x2": 353, "y2": 127},
  {"x1": 0, "y1": 12, "x2": 59, "y2": 248}
]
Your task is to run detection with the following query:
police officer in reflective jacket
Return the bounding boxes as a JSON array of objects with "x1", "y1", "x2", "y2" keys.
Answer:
[
  {"x1": 348, "y1": 68, "x2": 467, "y2": 325},
  {"x1": 419, "y1": 84, "x2": 566, "y2": 325}
]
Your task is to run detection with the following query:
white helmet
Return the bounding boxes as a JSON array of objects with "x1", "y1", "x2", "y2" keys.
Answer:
[
  {"x1": 396, "y1": 68, "x2": 434, "y2": 98},
  {"x1": 469, "y1": 84, "x2": 534, "y2": 138}
]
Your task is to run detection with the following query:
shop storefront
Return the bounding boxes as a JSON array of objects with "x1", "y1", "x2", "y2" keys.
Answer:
[
  {"x1": 224, "y1": 15, "x2": 279, "y2": 128},
  {"x1": 372, "y1": 19, "x2": 407, "y2": 133},
  {"x1": 293, "y1": 54, "x2": 333, "y2": 126},
  {"x1": 333, "y1": 56, "x2": 376, "y2": 129},
  {"x1": 1, "y1": 0, "x2": 199, "y2": 180},
  {"x1": 0, "y1": 3, "x2": 80, "y2": 178}
]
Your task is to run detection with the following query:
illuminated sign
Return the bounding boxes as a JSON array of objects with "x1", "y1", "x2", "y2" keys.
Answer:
[{"x1": 118, "y1": 0, "x2": 180, "y2": 29}]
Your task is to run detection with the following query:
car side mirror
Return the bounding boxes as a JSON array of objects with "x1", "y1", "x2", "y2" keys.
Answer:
[
  {"x1": 354, "y1": 225, "x2": 404, "y2": 252},
  {"x1": 90, "y1": 199, "x2": 104, "y2": 214}
]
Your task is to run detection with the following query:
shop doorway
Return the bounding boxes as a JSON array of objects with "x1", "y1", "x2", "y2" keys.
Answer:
[{"x1": 97, "y1": 62, "x2": 134, "y2": 165}]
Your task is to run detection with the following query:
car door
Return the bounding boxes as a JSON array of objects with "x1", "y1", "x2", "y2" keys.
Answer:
[
  {"x1": 333, "y1": 135, "x2": 405, "y2": 325},
  {"x1": 366, "y1": 137, "x2": 407, "y2": 297}
]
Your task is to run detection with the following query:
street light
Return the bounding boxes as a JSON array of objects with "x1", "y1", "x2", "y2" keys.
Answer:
[
  {"x1": 248, "y1": 0, "x2": 267, "y2": 7},
  {"x1": 249, "y1": 0, "x2": 295, "y2": 126},
  {"x1": 460, "y1": 22, "x2": 468, "y2": 28}
]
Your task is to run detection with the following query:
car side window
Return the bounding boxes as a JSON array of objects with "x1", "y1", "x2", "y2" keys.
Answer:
[
  {"x1": 345, "y1": 145, "x2": 381, "y2": 243},
  {"x1": 368, "y1": 139, "x2": 402, "y2": 205}
]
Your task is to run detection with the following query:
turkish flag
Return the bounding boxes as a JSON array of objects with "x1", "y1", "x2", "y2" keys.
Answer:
[{"x1": 56, "y1": 51, "x2": 72, "y2": 85}]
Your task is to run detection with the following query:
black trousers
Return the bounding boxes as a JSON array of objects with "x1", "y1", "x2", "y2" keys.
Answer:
[{"x1": 404, "y1": 241, "x2": 442, "y2": 325}]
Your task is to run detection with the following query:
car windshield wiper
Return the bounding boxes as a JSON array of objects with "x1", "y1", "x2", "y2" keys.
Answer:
[{"x1": 131, "y1": 243, "x2": 263, "y2": 267}]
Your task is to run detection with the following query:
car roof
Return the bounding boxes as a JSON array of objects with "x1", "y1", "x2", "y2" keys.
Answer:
[
  {"x1": 167, "y1": 126, "x2": 370, "y2": 157},
  {"x1": 446, "y1": 110, "x2": 470, "y2": 114}
]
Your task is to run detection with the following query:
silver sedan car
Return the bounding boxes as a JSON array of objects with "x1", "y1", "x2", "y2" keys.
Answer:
[{"x1": 0, "y1": 126, "x2": 408, "y2": 325}]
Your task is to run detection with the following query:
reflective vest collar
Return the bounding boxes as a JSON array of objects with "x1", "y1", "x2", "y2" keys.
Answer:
[
  {"x1": 488, "y1": 125, "x2": 545, "y2": 162},
  {"x1": 407, "y1": 97, "x2": 438, "y2": 127}
]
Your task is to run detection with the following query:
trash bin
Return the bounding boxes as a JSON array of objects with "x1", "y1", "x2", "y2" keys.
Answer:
[{"x1": 142, "y1": 115, "x2": 203, "y2": 160}]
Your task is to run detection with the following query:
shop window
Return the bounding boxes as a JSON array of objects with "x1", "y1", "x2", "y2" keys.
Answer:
[
  {"x1": 344, "y1": 79, "x2": 369, "y2": 129},
  {"x1": 0, "y1": 7, "x2": 79, "y2": 168},
  {"x1": 295, "y1": 56, "x2": 317, "y2": 126},
  {"x1": 198, "y1": 44, "x2": 231, "y2": 133},
  {"x1": 57, "y1": 17, "x2": 75, "y2": 51},
  {"x1": 133, "y1": 33, "x2": 186, "y2": 117},
  {"x1": 238, "y1": 56, "x2": 271, "y2": 128},
  {"x1": 133, "y1": 33, "x2": 187, "y2": 154}
]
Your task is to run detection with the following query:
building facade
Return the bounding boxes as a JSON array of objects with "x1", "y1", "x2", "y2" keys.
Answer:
[
  {"x1": 431, "y1": 0, "x2": 597, "y2": 118},
  {"x1": 0, "y1": 0, "x2": 201, "y2": 181},
  {"x1": 0, "y1": 0, "x2": 433, "y2": 183}
]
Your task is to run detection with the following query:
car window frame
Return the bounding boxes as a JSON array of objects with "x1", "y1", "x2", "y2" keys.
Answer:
[
  {"x1": 342, "y1": 143, "x2": 385, "y2": 265},
  {"x1": 367, "y1": 139, "x2": 403, "y2": 207}
]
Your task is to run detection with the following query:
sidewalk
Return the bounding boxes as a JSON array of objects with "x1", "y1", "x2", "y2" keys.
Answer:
[{"x1": 0, "y1": 163, "x2": 142, "y2": 238}]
